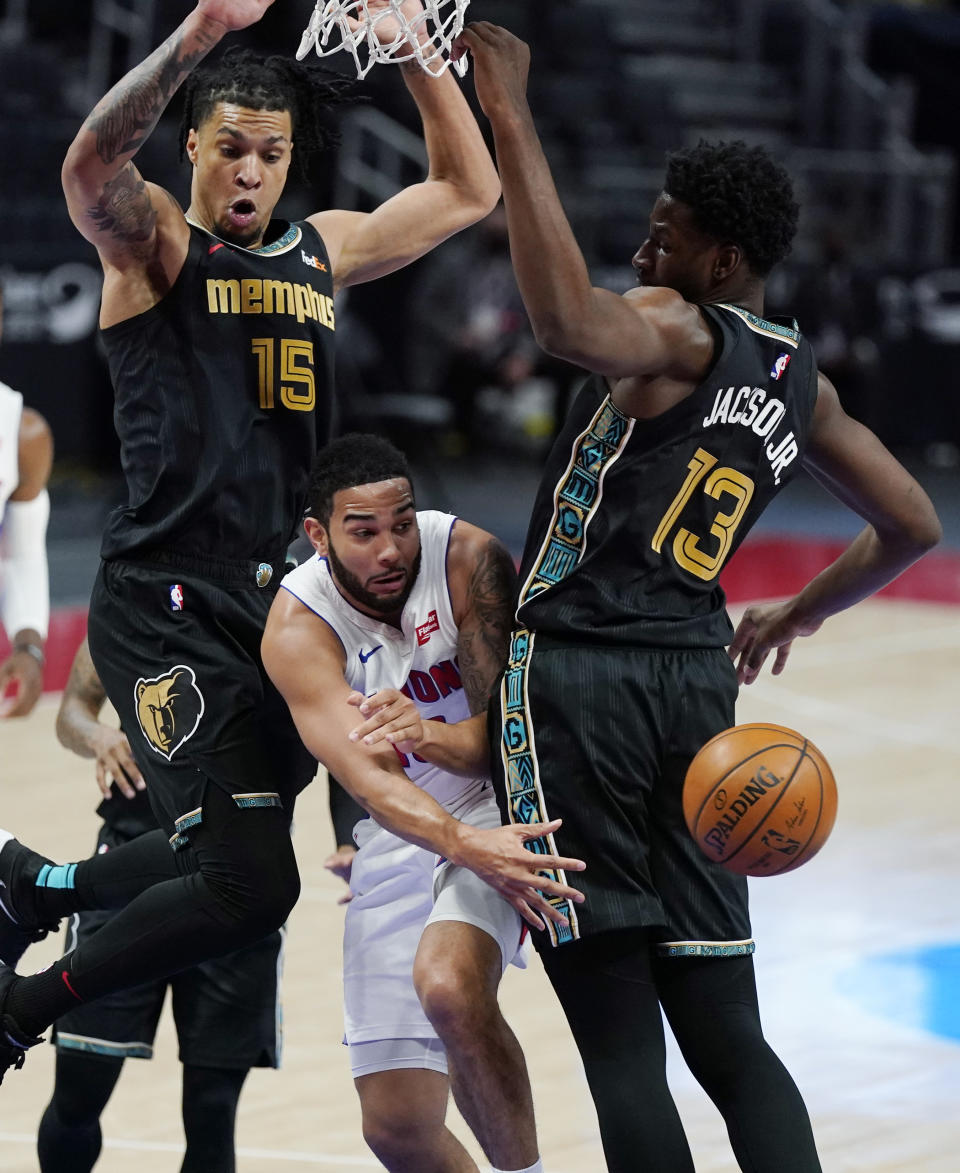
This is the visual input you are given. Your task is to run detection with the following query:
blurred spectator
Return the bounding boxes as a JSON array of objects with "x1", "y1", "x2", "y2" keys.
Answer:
[{"x1": 408, "y1": 205, "x2": 579, "y2": 456}]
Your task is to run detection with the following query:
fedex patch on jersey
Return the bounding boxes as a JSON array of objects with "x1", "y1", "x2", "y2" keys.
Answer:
[
  {"x1": 169, "y1": 584, "x2": 184, "y2": 611},
  {"x1": 771, "y1": 353, "x2": 792, "y2": 381},
  {"x1": 301, "y1": 249, "x2": 327, "y2": 272}
]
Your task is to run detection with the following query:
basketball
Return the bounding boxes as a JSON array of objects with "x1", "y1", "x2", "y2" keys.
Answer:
[{"x1": 683, "y1": 723, "x2": 837, "y2": 877}]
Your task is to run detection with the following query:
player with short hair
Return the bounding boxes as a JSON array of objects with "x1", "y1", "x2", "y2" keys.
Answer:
[
  {"x1": 0, "y1": 0, "x2": 521, "y2": 1082},
  {"x1": 0, "y1": 287, "x2": 53, "y2": 719},
  {"x1": 453, "y1": 23, "x2": 942, "y2": 1173},
  {"x1": 262, "y1": 432, "x2": 567, "y2": 1173},
  {"x1": 38, "y1": 636, "x2": 282, "y2": 1173}
]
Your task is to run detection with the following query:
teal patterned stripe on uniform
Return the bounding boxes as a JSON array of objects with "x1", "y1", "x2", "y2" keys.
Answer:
[
  {"x1": 656, "y1": 939, "x2": 756, "y2": 959},
  {"x1": 232, "y1": 792, "x2": 283, "y2": 810},
  {"x1": 166, "y1": 794, "x2": 282, "y2": 849},
  {"x1": 56, "y1": 1033, "x2": 153, "y2": 1059},
  {"x1": 518, "y1": 396, "x2": 633, "y2": 609},
  {"x1": 716, "y1": 303, "x2": 799, "y2": 347},
  {"x1": 499, "y1": 628, "x2": 580, "y2": 948}
]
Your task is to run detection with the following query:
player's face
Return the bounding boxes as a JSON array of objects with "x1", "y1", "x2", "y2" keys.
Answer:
[
  {"x1": 187, "y1": 103, "x2": 293, "y2": 248},
  {"x1": 313, "y1": 479, "x2": 422, "y2": 621},
  {"x1": 632, "y1": 193, "x2": 721, "y2": 303}
]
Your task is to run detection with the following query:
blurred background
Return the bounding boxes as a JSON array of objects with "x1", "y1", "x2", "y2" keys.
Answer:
[{"x1": 1, "y1": 0, "x2": 958, "y2": 668}]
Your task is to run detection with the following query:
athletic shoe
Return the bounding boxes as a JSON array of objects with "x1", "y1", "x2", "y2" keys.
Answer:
[
  {"x1": 0, "y1": 831, "x2": 59, "y2": 968},
  {"x1": 0, "y1": 963, "x2": 42, "y2": 1085}
]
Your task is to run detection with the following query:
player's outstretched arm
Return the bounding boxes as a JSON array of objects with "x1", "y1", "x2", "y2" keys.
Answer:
[
  {"x1": 0, "y1": 408, "x2": 53, "y2": 718},
  {"x1": 310, "y1": 22, "x2": 501, "y2": 292},
  {"x1": 263, "y1": 593, "x2": 585, "y2": 930},
  {"x1": 55, "y1": 637, "x2": 144, "y2": 799},
  {"x1": 61, "y1": 1, "x2": 273, "y2": 265},
  {"x1": 730, "y1": 372, "x2": 942, "y2": 684},
  {"x1": 455, "y1": 22, "x2": 713, "y2": 382}
]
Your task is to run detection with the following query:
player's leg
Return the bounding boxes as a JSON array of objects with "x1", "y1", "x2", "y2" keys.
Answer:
[
  {"x1": 354, "y1": 1046, "x2": 477, "y2": 1173},
  {"x1": 539, "y1": 928, "x2": 696, "y2": 1173},
  {"x1": 655, "y1": 954, "x2": 821, "y2": 1172},
  {"x1": 180, "y1": 1064, "x2": 248, "y2": 1173},
  {"x1": 651, "y1": 647, "x2": 821, "y2": 1171},
  {"x1": 489, "y1": 638, "x2": 693, "y2": 1169},
  {"x1": 414, "y1": 837, "x2": 542, "y2": 1173},
  {"x1": 36, "y1": 1050, "x2": 125, "y2": 1173},
  {"x1": 0, "y1": 826, "x2": 182, "y2": 965},
  {"x1": 172, "y1": 921, "x2": 286, "y2": 1173},
  {"x1": 36, "y1": 849, "x2": 168, "y2": 1170},
  {"x1": 2, "y1": 784, "x2": 299, "y2": 1042},
  {"x1": 415, "y1": 921, "x2": 539, "y2": 1172}
]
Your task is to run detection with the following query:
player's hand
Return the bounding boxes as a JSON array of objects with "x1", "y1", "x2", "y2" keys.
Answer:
[
  {"x1": 453, "y1": 819, "x2": 585, "y2": 932},
  {"x1": 452, "y1": 22, "x2": 531, "y2": 120},
  {"x1": 347, "y1": 688, "x2": 425, "y2": 755},
  {"x1": 88, "y1": 726, "x2": 144, "y2": 800},
  {"x1": 348, "y1": 0, "x2": 428, "y2": 49},
  {"x1": 0, "y1": 649, "x2": 44, "y2": 718},
  {"x1": 324, "y1": 844, "x2": 357, "y2": 904},
  {"x1": 729, "y1": 601, "x2": 823, "y2": 685},
  {"x1": 196, "y1": 0, "x2": 276, "y2": 33}
]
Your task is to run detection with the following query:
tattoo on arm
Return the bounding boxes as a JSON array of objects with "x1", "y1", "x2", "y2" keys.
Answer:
[
  {"x1": 86, "y1": 31, "x2": 212, "y2": 165},
  {"x1": 87, "y1": 163, "x2": 157, "y2": 242},
  {"x1": 458, "y1": 539, "x2": 518, "y2": 714}
]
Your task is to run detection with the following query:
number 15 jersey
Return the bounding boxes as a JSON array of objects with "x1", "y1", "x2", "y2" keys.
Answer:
[
  {"x1": 515, "y1": 303, "x2": 818, "y2": 649},
  {"x1": 99, "y1": 219, "x2": 336, "y2": 566}
]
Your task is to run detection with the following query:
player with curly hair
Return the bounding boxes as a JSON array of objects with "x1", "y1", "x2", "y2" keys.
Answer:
[{"x1": 449, "y1": 22, "x2": 943, "y2": 1172}]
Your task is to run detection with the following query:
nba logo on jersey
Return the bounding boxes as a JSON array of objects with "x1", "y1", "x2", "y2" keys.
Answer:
[
  {"x1": 169, "y1": 584, "x2": 184, "y2": 611},
  {"x1": 770, "y1": 353, "x2": 791, "y2": 381},
  {"x1": 416, "y1": 609, "x2": 440, "y2": 646}
]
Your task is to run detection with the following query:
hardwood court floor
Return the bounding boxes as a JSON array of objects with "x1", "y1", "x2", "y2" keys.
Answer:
[{"x1": 1, "y1": 598, "x2": 958, "y2": 1171}]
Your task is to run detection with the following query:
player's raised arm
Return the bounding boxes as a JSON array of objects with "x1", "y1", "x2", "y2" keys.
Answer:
[
  {"x1": 61, "y1": 2, "x2": 273, "y2": 266},
  {"x1": 310, "y1": 3, "x2": 500, "y2": 292},
  {"x1": 730, "y1": 371, "x2": 942, "y2": 684},
  {"x1": 455, "y1": 22, "x2": 713, "y2": 382}
]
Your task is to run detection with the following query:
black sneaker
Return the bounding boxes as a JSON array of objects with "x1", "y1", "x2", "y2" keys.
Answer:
[
  {"x1": 0, "y1": 831, "x2": 59, "y2": 967},
  {"x1": 0, "y1": 964, "x2": 42, "y2": 1085}
]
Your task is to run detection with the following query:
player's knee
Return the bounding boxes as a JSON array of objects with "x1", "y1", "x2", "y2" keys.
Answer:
[
  {"x1": 414, "y1": 958, "x2": 483, "y2": 1040},
  {"x1": 200, "y1": 854, "x2": 300, "y2": 937},
  {"x1": 361, "y1": 1103, "x2": 433, "y2": 1166}
]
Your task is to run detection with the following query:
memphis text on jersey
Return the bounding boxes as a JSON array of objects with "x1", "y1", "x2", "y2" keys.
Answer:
[
  {"x1": 702, "y1": 384, "x2": 799, "y2": 485},
  {"x1": 205, "y1": 278, "x2": 335, "y2": 331}
]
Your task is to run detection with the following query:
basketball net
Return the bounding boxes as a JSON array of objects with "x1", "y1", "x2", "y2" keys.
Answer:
[{"x1": 296, "y1": 0, "x2": 470, "y2": 79}]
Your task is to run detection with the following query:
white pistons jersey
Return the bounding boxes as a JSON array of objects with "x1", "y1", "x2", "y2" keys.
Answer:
[
  {"x1": 281, "y1": 509, "x2": 526, "y2": 1060},
  {"x1": 280, "y1": 509, "x2": 479, "y2": 811},
  {"x1": 0, "y1": 379, "x2": 24, "y2": 526}
]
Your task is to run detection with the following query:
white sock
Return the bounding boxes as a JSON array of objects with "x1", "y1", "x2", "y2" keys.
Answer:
[{"x1": 490, "y1": 1162, "x2": 544, "y2": 1173}]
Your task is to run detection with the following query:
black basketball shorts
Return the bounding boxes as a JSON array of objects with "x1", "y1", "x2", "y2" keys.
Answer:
[
  {"x1": 52, "y1": 824, "x2": 284, "y2": 1069},
  {"x1": 87, "y1": 557, "x2": 317, "y2": 845},
  {"x1": 491, "y1": 628, "x2": 754, "y2": 958}
]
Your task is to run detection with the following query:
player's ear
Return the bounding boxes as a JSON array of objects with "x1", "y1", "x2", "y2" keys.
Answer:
[
  {"x1": 304, "y1": 515, "x2": 328, "y2": 555},
  {"x1": 713, "y1": 243, "x2": 742, "y2": 282},
  {"x1": 185, "y1": 128, "x2": 200, "y2": 166}
]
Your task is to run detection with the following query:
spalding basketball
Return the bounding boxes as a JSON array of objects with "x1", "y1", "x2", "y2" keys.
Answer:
[{"x1": 683, "y1": 723, "x2": 837, "y2": 877}]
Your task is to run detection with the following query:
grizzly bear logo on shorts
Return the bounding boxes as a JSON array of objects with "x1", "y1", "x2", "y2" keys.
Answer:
[{"x1": 134, "y1": 665, "x2": 205, "y2": 760}]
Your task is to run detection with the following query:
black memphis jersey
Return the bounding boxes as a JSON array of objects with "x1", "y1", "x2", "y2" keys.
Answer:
[
  {"x1": 100, "y1": 219, "x2": 337, "y2": 564},
  {"x1": 515, "y1": 303, "x2": 818, "y2": 649}
]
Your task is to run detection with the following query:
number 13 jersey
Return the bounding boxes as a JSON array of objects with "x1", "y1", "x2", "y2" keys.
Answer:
[{"x1": 514, "y1": 303, "x2": 818, "y2": 649}]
